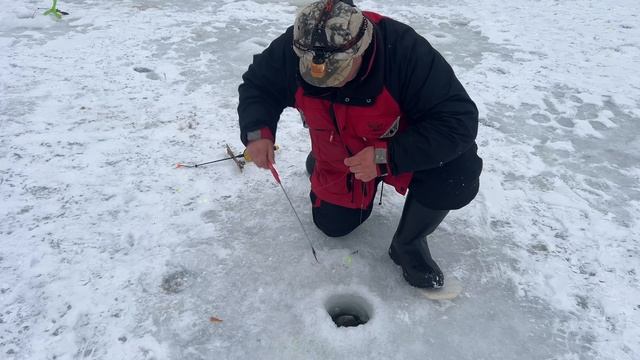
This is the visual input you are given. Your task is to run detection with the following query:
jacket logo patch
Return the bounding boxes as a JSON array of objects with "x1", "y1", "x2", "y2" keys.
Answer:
[{"x1": 379, "y1": 116, "x2": 400, "y2": 138}]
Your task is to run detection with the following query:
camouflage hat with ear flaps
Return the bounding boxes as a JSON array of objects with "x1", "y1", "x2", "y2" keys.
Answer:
[{"x1": 293, "y1": 0, "x2": 373, "y2": 88}]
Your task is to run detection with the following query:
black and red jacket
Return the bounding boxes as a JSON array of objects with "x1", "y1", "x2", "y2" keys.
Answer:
[{"x1": 238, "y1": 12, "x2": 482, "y2": 210}]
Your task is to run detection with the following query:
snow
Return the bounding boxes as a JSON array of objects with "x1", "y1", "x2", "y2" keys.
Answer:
[{"x1": 1, "y1": 0, "x2": 639, "y2": 359}]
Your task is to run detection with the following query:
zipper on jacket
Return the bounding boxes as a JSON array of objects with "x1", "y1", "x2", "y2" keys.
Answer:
[
  {"x1": 328, "y1": 101, "x2": 353, "y2": 156},
  {"x1": 329, "y1": 99, "x2": 358, "y2": 203},
  {"x1": 347, "y1": 173, "x2": 354, "y2": 202}
]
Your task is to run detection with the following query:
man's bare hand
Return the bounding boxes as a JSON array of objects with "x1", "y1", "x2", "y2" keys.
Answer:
[
  {"x1": 344, "y1": 146, "x2": 377, "y2": 182},
  {"x1": 246, "y1": 139, "x2": 275, "y2": 169}
]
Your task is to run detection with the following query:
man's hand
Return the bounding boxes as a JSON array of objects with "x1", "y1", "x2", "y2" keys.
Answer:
[
  {"x1": 246, "y1": 139, "x2": 275, "y2": 169},
  {"x1": 344, "y1": 146, "x2": 377, "y2": 182}
]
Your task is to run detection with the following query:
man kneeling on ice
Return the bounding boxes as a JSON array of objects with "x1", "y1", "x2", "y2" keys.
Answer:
[{"x1": 238, "y1": 0, "x2": 482, "y2": 289}]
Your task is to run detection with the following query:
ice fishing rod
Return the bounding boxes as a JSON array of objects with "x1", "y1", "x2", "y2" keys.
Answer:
[
  {"x1": 176, "y1": 154, "x2": 244, "y2": 168},
  {"x1": 176, "y1": 144, "x2": 317, "y2": 261},
  {"x1": 176, "y1": 144, "x2": 279, "y2": 169},
  {"x1": 268, "y1": 162, "x2": 319, "y2": 263}
]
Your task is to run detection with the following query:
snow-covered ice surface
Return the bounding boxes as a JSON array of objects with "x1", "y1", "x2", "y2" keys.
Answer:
[{"x1": 1, "y1": 0, "x2": 639, "y2": 358}]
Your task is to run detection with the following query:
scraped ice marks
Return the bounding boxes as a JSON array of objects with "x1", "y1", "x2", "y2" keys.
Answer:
[
  {"x1": 130, "y1": 4, "x2": 160, "y2": 12},
  {"x1": 176, "y1": 111, "x2": 199, "y2": 131},
  {"x1": 496, "y1": 81, "x2": 633, "y2": 141},
  {"x1": 527, "y1": 242, "x2": 550, "y2": 255},
  {"x1": 413, "y1": 12, "x2": 494, "y2": 70},
  {"x1": 489, "y1": 219, "x2": 512, "y2": 233},
  {"x1": 4, "y1": 6, "x2": 67, "y2": 29},
  {"x1": 138, "y1": 264, "x2": 198, "y2": 296},
  {"x1": 25, "y1": 184, "x2": 64, "y2": 200},
  {"x1": 231, "y1": 37, "x2": 272, "y2": 62},
  {"x1": 133, "y1": 66, "x2": 162, "y2": 80},
  {"x1": 553, "y1": 321, "x2": 599, "y2": 357},
  {"x1": 160, "y1": 269, "x2": 195, "y2": 294},
  {"x1": 70, "y1": 313, "x2": 104, "y2": 359},
  {"x1": 49, "y1": 303, "x2": 73, "y2": 339},
  {"x1": 215, "y1": 1, "x2": 297, "y2": 23},
  {"x1": 527, "y1": 172, "x2": 558, "y2": 192},
  {"x1": 14, "y1": 9, "x2": 37, "y2": 20},
  {"x1": 501, "y1": 168, "x2": 542, "y2": 192},
  {"x1": 580, "y1": 104, "x2": 619, "y2": 133},
  {"x1": 578, "y1": 262, "x2": 599, "y2": 279},
  {"x1": 555, "y1": 116, "x2": 575, "y2": 129},
  {"x1": 429, "y1": 31, "x2": 456, "y2": 44},
  {"x1": 531, "y1": 113, "x2": 551, "y2": 124},
  {"x1": 546, "y1": 86, "x2": 623, "y2": 137},
  {"x1": 200, "y1": 209, "x2": 220, "y2": 224},
  {"x1": 488, "y1": 97, "x2": 625, "y2": 146},
  {"x1": 575, "y1": 103, "x2": 601, "y2": 121}
]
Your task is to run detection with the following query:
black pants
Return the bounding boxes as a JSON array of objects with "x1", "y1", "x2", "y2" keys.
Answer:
[
  {"x1": 310, "y1": 191, "x2": 375, "y2": 237},
  {"x1": 310, "y1": 155, "x2": 480, "y2": 238}
]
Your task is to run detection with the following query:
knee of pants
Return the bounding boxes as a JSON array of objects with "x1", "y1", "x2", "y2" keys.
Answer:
[
  {"x1": 309, "y1": 191, "x2": 372, "y2": 237},
  {"x1": 312, "y1": 214, "x2": 360, "y2": 238}
]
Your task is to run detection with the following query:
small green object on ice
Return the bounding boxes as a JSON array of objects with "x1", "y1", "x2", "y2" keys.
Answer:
[
  {"x1": 344, "y1": 250, "x2": 358, "y2": 266},
  {"x1": 43, "y1": 0, "x2": 62, "y2": 19},
  {"x1": 345, "y1": 255, "x2": 353, "y2": 266}
]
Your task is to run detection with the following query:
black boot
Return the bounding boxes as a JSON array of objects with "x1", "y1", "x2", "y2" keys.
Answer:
[
  {"x1": 389, "y1": 192, "x2": 449, "y2": 288},
  {"x1": 306, "y1": 151, "x2": 315, "y2": 176}
]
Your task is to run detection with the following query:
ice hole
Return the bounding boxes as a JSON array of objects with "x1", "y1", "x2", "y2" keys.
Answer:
[{"x1": 325, "y1": 293, "x2": 372, "y2": 328}]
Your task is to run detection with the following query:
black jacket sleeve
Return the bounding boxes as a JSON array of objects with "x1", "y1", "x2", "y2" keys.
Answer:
[
  {"x1": 237, "y1": 27, "x2": 298, "y2": 145},
  {"x1": 386, "y1": 22, "x2": 479, "y2": 174}
]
